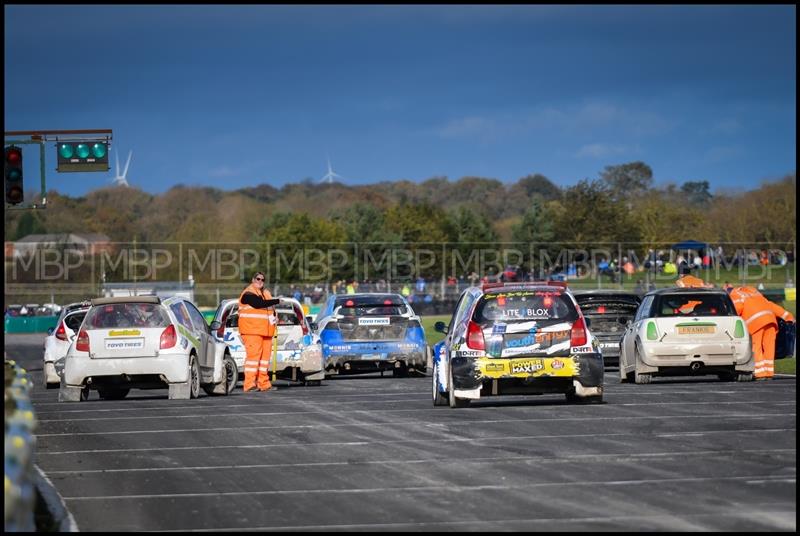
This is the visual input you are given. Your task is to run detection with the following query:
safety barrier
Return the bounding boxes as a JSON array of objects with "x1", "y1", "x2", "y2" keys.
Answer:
[
  {"x1": 4, "y1": 359, "x2": 38, "y2": 532},
  {"x1": 4, "y1": 315, "x2": 59, "y2": 334}
]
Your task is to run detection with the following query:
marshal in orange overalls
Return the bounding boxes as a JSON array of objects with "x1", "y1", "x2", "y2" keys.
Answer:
[
  {"x1": 729, "y1": 287, "x2": 793, "y2": 380},
  {"x1": 238, "y1": 282, "x2": 277, "y2": 391}
]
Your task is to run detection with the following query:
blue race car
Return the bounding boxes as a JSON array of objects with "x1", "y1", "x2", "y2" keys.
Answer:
[{"x1": 314, "y1": 293, "x2": 430, "y2": 377}]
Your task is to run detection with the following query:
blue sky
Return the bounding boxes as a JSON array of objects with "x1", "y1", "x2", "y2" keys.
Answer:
[{"x1": 4, "y1": 5, "x2": 796, "y2": 196}]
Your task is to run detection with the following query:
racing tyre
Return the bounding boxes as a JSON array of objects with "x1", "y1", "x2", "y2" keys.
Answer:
[
  {"x1": 432, "y1": 362, "x2": 448, "y2": 407},
  {"x1": 80, "y1": 385, "x2": 91, "y2": 401},
  {"x1": 448, "y1": 366, "x2": 470, "y2": 408},
  {"x1": 98, "y1": 388, "x2": 129, "y2": 400},
  {"x1": 189, "y1": 356, "x2": 200, "y2": 399},
  {"x1": 736, "y1": 372, "x2": 754, "y2": 382},
  {"x1": 223, "y1": 354, "x2": 238, "y2": 394},
  {"x1": 304, "y1": 380, "x2": 322, "y2": 386}
]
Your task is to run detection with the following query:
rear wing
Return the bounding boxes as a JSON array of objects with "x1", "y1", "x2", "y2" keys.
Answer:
[
  {"x1": 481, "y1": 280, "x2": 568, "y2": 291},
  {"x1": 91, "y1": 296, "x2": 160, "y2": 306}
]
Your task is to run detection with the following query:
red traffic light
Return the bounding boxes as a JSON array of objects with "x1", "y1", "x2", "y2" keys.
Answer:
[{"x1": 6, "y1": 147, "x2": 22, "y2": 166}]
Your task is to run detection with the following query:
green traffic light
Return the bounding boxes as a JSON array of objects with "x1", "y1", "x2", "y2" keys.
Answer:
[
  {"x1": 75, "y1": 144, "x2": 90, "y2": 158},
  {"x1": 91, "y1": 143, "x2": 107, "y2": 158},
  {"x1": 7, "y1": 169, "x2": 22, "y2": 181},
  {"x1": 59, "y1": 144, "x2": 74, "y2": 159}
]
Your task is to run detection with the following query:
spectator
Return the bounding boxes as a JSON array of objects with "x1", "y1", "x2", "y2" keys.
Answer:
[
  {"x1": 633, "y1": 279, "x2": 646, "y2": 297},
  {"x1": 723, "y1": 281, "x2": 734, "y2": 293}
]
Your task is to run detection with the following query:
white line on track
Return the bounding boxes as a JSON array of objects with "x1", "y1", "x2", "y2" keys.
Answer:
[
  {"x1": 34, "y1": 412, "x2": 796, "y2": 437},
  {"x1": 61, "y1": 474, "x2": 797, "y2": 501},
  {"x1": 32, "y1": 400, "x2": 798, "y2": 422},
  {"x1": 43, "y1": 448, "x2": 796, "y2": 475},
  {"x1": 37, "y1": 427, "x2": 796, "y2": 455}
]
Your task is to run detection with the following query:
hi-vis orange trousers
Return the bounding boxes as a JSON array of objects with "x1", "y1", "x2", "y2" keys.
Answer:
[
  {"x1": 751, "y1": 324, "x2": 777, "y2": 379},
  {"x1": 241, "y1": 335, "x2": 273, "y2": 391}
]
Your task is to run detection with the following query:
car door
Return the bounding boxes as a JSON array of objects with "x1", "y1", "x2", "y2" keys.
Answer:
[
  {"x1": 184, "y1": 300, "x2": 216, "y2": 370},
  {"x1": 624, "y1": 295, "x2": 653, "y2": 366}
]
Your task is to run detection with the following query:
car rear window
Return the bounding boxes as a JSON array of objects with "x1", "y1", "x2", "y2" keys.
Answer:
[
  {"x1": 335, "y1": 296, "x2": 408, "y2": 317},
  {"x1": 655, "y1": 293, "x2": 735, "y2": 317},
  {"x1": 276, "y1": 308, "x2": 301, "y2": 325},
  {"x1": 473, "y1": 290, "x2": 578, "y2": 326},
  {"x1": 64, "y1": 311, "x2": 87, "y2": 331},
  {"x1": 85, "y1": 303, "x2": 171, "y2": 329}
]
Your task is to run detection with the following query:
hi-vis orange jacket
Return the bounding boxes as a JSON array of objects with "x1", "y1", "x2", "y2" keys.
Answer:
[
  {"x1": 729, "y1": 286, "x2": 784, "y2": 333},
  {"x1": 238, "y1": 284, "x2": 277, "y2": 337},
  {"x1": 675, "y1": 275, "x2": 712, "y2": 288}
]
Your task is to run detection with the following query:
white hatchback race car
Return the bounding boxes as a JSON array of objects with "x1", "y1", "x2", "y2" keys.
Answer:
[
  {"x1": 59, "y1": 296, "x2": 237, "y2": 402},
  {"x1": 210, "y1": 297, "x2": 324, "y2": 385},
  {"x1": 619, "y1": 288, "x2": 754, "y2": 384},
  {"x1": 43, "y1": 301, "x2": 91, "y2": 388}
]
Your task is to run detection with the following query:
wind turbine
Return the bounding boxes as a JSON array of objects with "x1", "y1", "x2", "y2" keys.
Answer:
[
  {"x1": 110, "y1": 148, "x2": 132, "y2": 187},
  {"x1": 320, "y1": 155, "x2": 343, "y2": 184}
]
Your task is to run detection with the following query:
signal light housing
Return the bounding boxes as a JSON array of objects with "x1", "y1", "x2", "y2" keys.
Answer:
[
  {"x1": 56, "y1": 140, "x2": 110, "y2": 172},
  {"x1": 5, "y1": 145, "x2": 24, "y2": 205}
]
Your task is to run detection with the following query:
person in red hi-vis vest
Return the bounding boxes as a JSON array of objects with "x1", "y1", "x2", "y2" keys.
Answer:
[
  {"x1": 729, "y1": 286, "x2": 794, "y2": 380},
  {"x1": 238, "y1": 272, "x2": 279, "y2": 392}
]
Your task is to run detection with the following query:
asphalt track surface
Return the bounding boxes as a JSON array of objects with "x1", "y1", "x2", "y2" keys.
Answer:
[{"x1": 7, "y1": 334, "x2": 797, "y2": 532}]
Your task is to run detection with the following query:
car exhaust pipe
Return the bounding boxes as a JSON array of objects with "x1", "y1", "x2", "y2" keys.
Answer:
[
  {"x1": 343, "y1": 363, "x2": 351, "y2": 371},
  {"x1": 690, "y1": 361, "x2": 703, "y2": 372}
]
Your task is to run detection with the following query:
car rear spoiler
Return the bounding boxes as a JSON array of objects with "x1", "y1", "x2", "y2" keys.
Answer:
[
  {"x1": 481, "y1": 280, "x2": 568, "y2": 291},
  {"x1": 91, "y1": 296, "x2": 161, "y2": 306}
]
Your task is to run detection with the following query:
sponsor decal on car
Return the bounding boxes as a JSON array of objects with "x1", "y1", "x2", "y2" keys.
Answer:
[
  {"x1": 358, "y1": 317, "x2": 391, "y2": 326},
  {"x1": 455, "y1": 350, "x2": 483, "y2": 358},
  {"x1": 105, "y1": 338, "x2": 144, "y2": 350},
  {"x1": 511, "y1": 359, "x2": 544, "y2": 374},
  {"x1": 108, "y1": 329, "x2": 141, "y2": 337},
  {"x1": 571, "y1": 346, "x2": 593, "y2": 353},
  {"x1": 476, "y1": 356, "x2": 577, "y2": 379}
]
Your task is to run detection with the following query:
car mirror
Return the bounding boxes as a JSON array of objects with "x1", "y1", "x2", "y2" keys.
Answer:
[
  {"x1": 210, "y1": 321, "x2": 221, "y2": 331},
  {"x1": 626, "y1": 320, "x2": 632, "y2": 327},
  {"x1": 434, "y1": 321, "x2": 449, "y2": 334},
  {"x1": 47, "y1": 327, "x2": 55, "y2": 336},
  {"x1": 310, "y1": 322, "x2": 318, "y2": 331}
]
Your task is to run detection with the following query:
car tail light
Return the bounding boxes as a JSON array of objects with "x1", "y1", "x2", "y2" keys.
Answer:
[
  {"x1": 55, "y1": 322, "x2": 68, "y2": 341},
  {"x1": 294, "y1": 305, "x2": 308, "y2": 335},
  {"x1": 160, "y1": 324, "x2": 177, "y2": 349},
  {"x1": 76, "y1": 329, "x2": 90, "y2": 352},
  {"x1": 466, "y1": 321, "x2": 485, "y2": 350},
  {"x1": 218, "y1": 309, "x2": 229, "y2": 338},
  {"x1": 570, "y1": 316, "x2": 588, "y2": 346}
]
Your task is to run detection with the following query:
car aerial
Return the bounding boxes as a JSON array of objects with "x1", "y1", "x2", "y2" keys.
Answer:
[
  {"x1": 210, "y1": 297, "x2": 324, "y2": 385},
  {"x1": 618, "y1": 288, "x2": 753, "y2": 384},
  {"x1": 431, "y1": 281, "x2": 604, "y2": 408},
  {"x1": 42, "y1": 301, "x2": 91, "y2": 388},
  {"x1": 315, "y1": 293, "x2": 429, "y2": 377},
  {"x1": 571, "y1": 290, "x2": 642, "y2": 368},
  {"x1": 59, "y1": 295, "x2": 236, "y2": 402}
]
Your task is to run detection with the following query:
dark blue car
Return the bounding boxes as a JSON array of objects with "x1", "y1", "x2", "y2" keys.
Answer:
[{"x1": 314, "y1": 293, "x2": 429, "y2": 377}]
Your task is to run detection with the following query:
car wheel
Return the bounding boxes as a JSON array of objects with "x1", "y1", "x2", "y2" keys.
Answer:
[
  {"x1": 432, "y1": 361, "x2": 448, "y2": 407},
  {"x1": 98, "y1": 388, "x2": 129, "y2": 400},
  {"x1": 447, "y1": 365, "x2": 470, "y2": 408},
  {"x1": 223, "y1": 354, "x2": 238, "y2": 394},
  {"x1": 189, "y1": 356, "x2": 200, "y2": 399},
  {"x1": 304, "y1": 380, "x2": 322, "y2": 386},
  {"x1": 736, "y1": 372, "x2": 754, "y2": 382},
  {"x1": 565, "y1": 391, "x2": 603, "y2": 404},
  {"x1": 80, "y1": 385, "x2": 91, "y2": 401},
  {"x1": 634, "y1": 372, "x2": 651, "y2": 384}
]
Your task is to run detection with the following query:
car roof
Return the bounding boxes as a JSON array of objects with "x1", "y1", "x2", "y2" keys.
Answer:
[
  {"x1": 645, "y1": 288, "x2": 727, "y2": 297},
  {"x1": 91, "y1": 296, "x2": 161, "y2": 306},
  {"x1": 479, "y1": 282, "x2": 570, "y2": 294}
]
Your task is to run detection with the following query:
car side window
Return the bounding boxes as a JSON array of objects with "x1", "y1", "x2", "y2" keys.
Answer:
[
  {"x1": 452, "y1": 292, "x2": 476, "y2": 340},
  {"x1": 184, "y1": 301, "x2": 210, "y2": 333},
  {"x1": 635, "y1": 296, "x2": 654, "y2": 322},
  {"x1": 170, "y1": 302, "x2": 193, "y2": 330}
]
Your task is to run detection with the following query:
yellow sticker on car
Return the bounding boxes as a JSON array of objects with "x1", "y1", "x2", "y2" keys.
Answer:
[
  {"x1": 476, "y1": 357, "x2": 577, "y2": 378},
  {"x1": 108, "y1": 329, "x2": 142, "y2": 337}
]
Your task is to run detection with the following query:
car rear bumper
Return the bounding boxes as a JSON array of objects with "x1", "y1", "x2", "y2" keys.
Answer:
[
  {"x1": 640, "y1": 341, "x2": 752, "y2": 368},
  {"x1": 323, "y1": 341, "x2": 428, "y2": 369},
  {"x1": 232, "y1": 346, "x2": 324, "y2": 375},
  {"x1": 43, "y1": 362, "x2": 60, "y2": 385},
  {"x1": 451, "y1": 353, "x2": 604, "y2": 394},
  {"x1": 63, "y1": 353, "x2": 190, "y2": 386}
]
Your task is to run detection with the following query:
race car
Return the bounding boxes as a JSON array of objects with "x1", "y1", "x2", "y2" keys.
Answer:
[
  {"x1": 315, "y1": 293, "x2": 429, "y2": 377},
  {"x1": 618, "y1": 288, "x2": 754, "y2": 383},
  {"x1": 432, "y1": 281, "x2": 604, "y2": 407},
  {"x1": 572, "y1": 290, "x2": 641, "y2": 368},
  {"x1": 59, "y1": 296, "x2": 236, "y2": 401},
  {"x1": 210, "y1": 297, "x2": 324, "y2": 385},
  {"x1": 42, "y1": 301, "x2": 91, "y2": 388}
]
